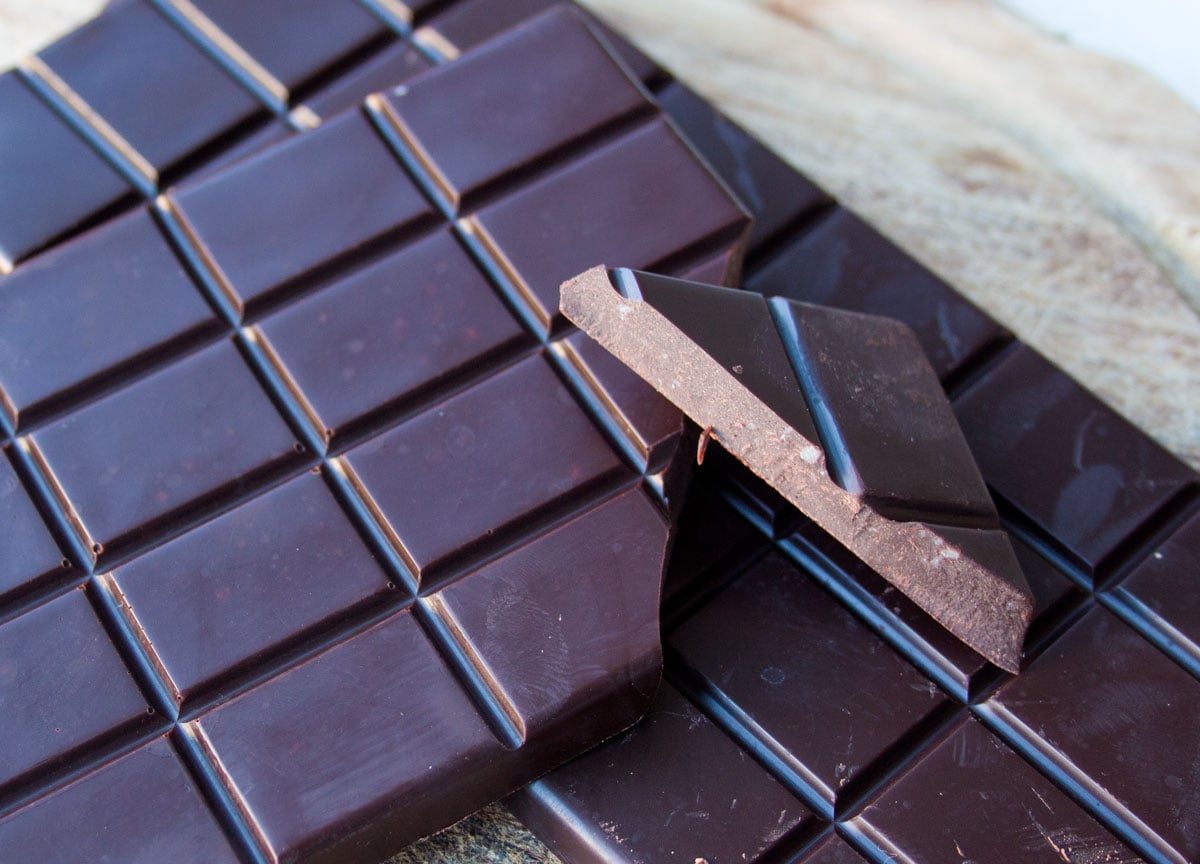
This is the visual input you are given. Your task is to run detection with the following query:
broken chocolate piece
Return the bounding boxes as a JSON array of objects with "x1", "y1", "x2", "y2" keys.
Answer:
[{"x1": 562, "y1": 267, "x2": 1032, "y2": 672}]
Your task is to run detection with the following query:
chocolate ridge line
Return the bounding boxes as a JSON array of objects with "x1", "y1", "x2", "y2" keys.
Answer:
[
  {"x1": 562, "y1": 266, "x2": 1032, "y2": 672},
  {"x1": 0, "y1": 0, "x2": 670, "y2": 268},
  {"x1": 0, "y1": 470, "x2": 663, "y2": 824}
]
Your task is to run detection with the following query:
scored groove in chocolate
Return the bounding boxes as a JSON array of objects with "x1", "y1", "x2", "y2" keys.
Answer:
[
  {"x1": 0, "y1": 9, "x2": 751, "y2": 861},
  {"x1": 517, "y1": 59, "x2": 1200, "y2": 864},
  {"x1": 2, "y1": 1, "x2": 1198, "y2": 862}
]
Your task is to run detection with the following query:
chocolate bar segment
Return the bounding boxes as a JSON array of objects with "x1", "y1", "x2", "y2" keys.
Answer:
[
  {"x1": 510, "y1": 683, "x2": 819, "y2": 864},
  {"x1": 671, "y1": 553, "x2": 951, "y2": 809},
  {"x1": 1111, "y1": 509, "x2": 1200, "y2": 673},
  {"x1": 0, "y1": 208, "x2": 223, "y2": 431},
  {"x1": 37, "y1": 0, "x2": 266, "y2": 175},
  {"x1": 342, "y1": 355, "x2": 627, "y2": 581},
  {"x1": 106, "y1": 471, "x2": 396, "y2": 706},
  {"x1": 0, "y1": 589, "x2": 151, "y2": 795},
  {"x1": 981, "y1": 607, "x2": 1200, "y2": 863},
  {"x1": 380, "y1": 6, "x2": 651, "y2": 211},
  {"x1": 181, "y1": 0, "x2": 394, "y2": 94},
  {"x1": 0, "y1": 451, "x2": 70, "y2": 604},
  {"x1": 954, "y1": 344, "x2": 1196, "y2": 580},
  {"x1": 0, "y1": 737, "x2": 239, "y2": 863},
  {"x1": 252, "y1": 228, "x2": 527, "y2": 445},
  {"x1": 468, "y1": 119, "x2": 751, "y2": 334},
  {"x1": 170, "y1": 109, "x2": 437, "y2": 316},
  {"x1": 848, "y1": 716, "x2": 1139, "y2": 864},
  {"x1": 563, "y1": 267, "x2": 1032, "y2": 671},
  {"x1": 28, "y1": 340, "x2": 305, "y2": 563},
  {"x1": 192, "y1": 608, "x2": 509, "y2": 863},
  {"x1": 193, "y1": 484, "x2": 667, "y2": 863},
  {"x1": 0, "y1": 70, "x2": 135, "y2": 268}
]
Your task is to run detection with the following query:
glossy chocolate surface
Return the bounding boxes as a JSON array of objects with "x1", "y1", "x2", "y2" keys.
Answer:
[
  {"x1": 382, "y1": 7, "x2": 651, "y2": 210},
  {"x1": 107, "y1": 471, "x2": 394, "y2": 705},
  {"x1": 657, "y1": 80, "x2": 832, "y2": 256},
  {"x1": 3, "y1": 2, "x2": 1198, "y2": 863},
  {"x1": 984, "y1": 607, "x2": 1200, "y2": 862},
  {"x1": 254, "y1": 228, "x2": 526, "y2": 444},
  {"x1": 0, "y1": 737, "x2": 239, "y2": 863},
  {"x1": 186, "y1": 0, "x2": 393, "y2": 93},
  {"x1": 0, "y1": 70, "x2": 134, "y2": 266},
  {"x1": 0, "y1": 8, "x2": 746, "y2": 862},
  {"x1": 39, "y1": 0, "x2": 265, "y2": 173},
  {"x1": 172, "y1": 110, "x2": 437, "y2": 315},
  {"x1": 29, "y1": 339, "x2": 304, "y2": 562},
  {"x1": 850, "y1": 717, "x2": 1139, "y2": 864},
  {"x1": 0, "y1": 208, "x2": 222, "y2": 430},
  {"x1": 955, "y1": 344, "x2": 1196, "y2": 580},
  {"x1": 0, "y1": 450, "x2": 70, "y2": 603},
  {"x1": 469, "y1": 118, "x2": 751, "y2": 333},
  {"x1": 344, "y1": 355, "x2": 626, "y2": 580},
  {"x1": 0, "y1": 589, "x2": 150, "y2": 795},
  {"x1": 518, "y1": 51, "x2": 1200, "y2": 864},
  {"x1": 672, "y1": 553, "x2": 950, "y2": 808},
  {"x1": 511, "y1": 683, "x2": 819, "y2": 864},
  {"x1": 746, "y1": 208, "x2": 1008, "y2": 384}
]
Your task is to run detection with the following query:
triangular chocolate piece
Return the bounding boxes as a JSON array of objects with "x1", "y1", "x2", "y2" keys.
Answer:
[{"x1": 563, "y1": 266, "x2": 1033, "y2": 672}]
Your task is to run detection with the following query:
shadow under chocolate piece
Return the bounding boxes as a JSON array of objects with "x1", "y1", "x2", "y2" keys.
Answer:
[{"x1": 561, "y1": 266, "x2": 1033, "y2": 672}]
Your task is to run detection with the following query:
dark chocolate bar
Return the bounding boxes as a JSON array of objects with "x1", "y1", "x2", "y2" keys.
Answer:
[
  {"x1": 514, "y1": 76, "x2": 1200, "y2": 864},
  {"x1": 561, "y1": 266, "x2": 1032, "y2": 671},
  {"x1": 0, "y1": 0, "x2": 667, "y2": 270},
  {"x1": 0, "y1": 8, "x2": 754, "y2": 862},
  {"x1": 3, "y1": 2, "x2": 1199, "y2": 863}
]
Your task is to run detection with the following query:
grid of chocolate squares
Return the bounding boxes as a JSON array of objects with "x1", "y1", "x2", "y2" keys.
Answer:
[{"x1": 0, "y1": 2, "x2": 1197, "y2": 864}]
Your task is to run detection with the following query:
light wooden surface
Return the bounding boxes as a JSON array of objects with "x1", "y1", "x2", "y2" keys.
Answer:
[{"x1": 1, "y1": 2, "x2": 1198, "y2": 862}]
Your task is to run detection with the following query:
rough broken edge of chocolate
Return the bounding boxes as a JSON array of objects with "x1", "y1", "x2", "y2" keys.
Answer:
[{"x1": 561, "y1": 265, "x2": 1033, "y2": 673}]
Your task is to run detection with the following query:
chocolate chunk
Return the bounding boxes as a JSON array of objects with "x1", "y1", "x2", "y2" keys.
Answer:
[
  {"x1": 0, "y1": 70, "x2": 135, "y2": 267},
  {"x1": 563, "y1": 267, "x2": 1032, "y2": 671}
]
